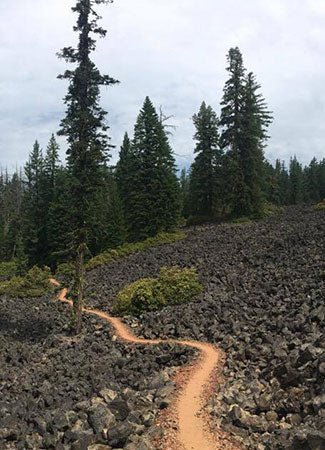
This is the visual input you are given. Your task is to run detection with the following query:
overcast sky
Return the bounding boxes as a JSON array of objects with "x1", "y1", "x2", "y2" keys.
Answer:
[{"x1": 0, "y1": 0, "x2": 325, "y2": 172}]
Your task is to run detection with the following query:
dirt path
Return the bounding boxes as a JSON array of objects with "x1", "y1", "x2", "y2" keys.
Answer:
[{"x1": 52, "y1": 282, "x2": 241, "y2": 450}]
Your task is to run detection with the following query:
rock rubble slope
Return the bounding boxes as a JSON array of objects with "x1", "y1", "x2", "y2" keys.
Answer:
[{"x1": 86, "y1": 206, "x2": 325, "y2": 449}]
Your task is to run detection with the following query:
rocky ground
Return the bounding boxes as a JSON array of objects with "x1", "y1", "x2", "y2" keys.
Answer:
[
  {"x1": 85, "y1": 206, "x2": 325, "y2": 450},
  {"x1": 0, "y1": 294, "x2": 194, "y2": 449}
]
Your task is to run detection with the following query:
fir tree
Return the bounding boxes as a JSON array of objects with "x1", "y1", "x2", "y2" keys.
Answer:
[
  {"x1": 289, "y1": 156, "x2": 304, "y2": 204},
  {"x1": 116, "y1": 132, "x2": 135, "y2": 231},
  {"x1": 240, "y1": 72, "x2": 272, "y2": 216},
  {"x1": 220, "y1": 48, "x2": 272, "y2": 217},
  {"x1": 0, "y1": 171, "x2": 24, "y2": 261},
  {"x1": 219, "y1": 47, "x2": 247, "y2": 216},
  {"x1": 22, "y1": 141, "x2": 47, "y2": 266},
  {"x1": 179, "y1": 168, "x2": 190, "y2": 219},
  {"x1": 58, "y1": 0, "x2": 118, "y2": 332},
  {"x1": 188, "y1": 102, "x2": 222, "y2": 219},
  {"x1": 126, "y1": 97, "x2": 180, "y2": 241}
]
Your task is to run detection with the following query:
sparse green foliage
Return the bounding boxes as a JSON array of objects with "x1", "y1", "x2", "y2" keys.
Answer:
[
  {"x1": 314, "y1": 200, "x2": 325, "y2": 211},
  {"x1": 114, "y1": 266, "x2": 202, "y2": 316},
  {"x1": 0, "y1": 266, "x2": 54, "y2": 298},
  {"x1": 0, "y1": 260, "x2": 18, "y2": 278},
  {"x1": 56, "y1": 262, "x2": 75, "y2": 280},
  {"x1": 261, "y1": 202, "x2": 284, "y2": 218},
  {"x1": 86, "y1": 231, "x2": 186, "y2": 270}
]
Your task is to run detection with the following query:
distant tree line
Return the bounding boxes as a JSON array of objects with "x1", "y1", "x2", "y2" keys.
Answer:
[{"x1": 0, "y1": 48, "x2": 324, "y2": 271}]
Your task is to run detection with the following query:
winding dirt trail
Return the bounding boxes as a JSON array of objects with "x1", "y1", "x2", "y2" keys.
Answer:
[{"x1": 52, "y1": 281, "x2": 241, "y2": 450}]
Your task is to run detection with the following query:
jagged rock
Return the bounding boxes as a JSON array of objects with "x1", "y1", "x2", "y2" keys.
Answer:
[
  {"x1": 87, "y1": 404, "x2": 116, "y2": 435},
  {"x1": 107, "y1": 422, "x2": 133, "y2": 447}
]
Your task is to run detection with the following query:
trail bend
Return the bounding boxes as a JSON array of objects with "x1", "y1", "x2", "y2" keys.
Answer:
[{"x1": 53, "y1": 283, "x2": 241, "y2": 450}]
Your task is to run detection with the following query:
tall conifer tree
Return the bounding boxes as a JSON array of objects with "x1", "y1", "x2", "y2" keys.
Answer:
[
  {"x1": 188, "y1": 102, "x2": 222, "y2": 219},
  {"x1": 126, "y1": 97, "x2": 180, "y2": 241},
  {"x1": 219, "y1": 47, "x2": 247, "y2": 216},
  {"x1": 58, "y1": 0, "x2": 118, "y2": 332},
  {"x1": 240, "y1": 72, "x2": 273, "y2": 216}
]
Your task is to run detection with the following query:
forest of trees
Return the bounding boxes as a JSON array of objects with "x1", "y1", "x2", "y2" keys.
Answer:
[
  {"x1": 1, "y1": 46, "x2": 324, "y2": 272},
  {"x1": 0, "y1": 0, "x2": 324, "y2": 328}
]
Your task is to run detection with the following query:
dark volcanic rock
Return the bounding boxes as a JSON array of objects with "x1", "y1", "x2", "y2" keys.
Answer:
[
  {"x1": 85, "y1": 205, "x2": 325, "y2": 449},
  {"x1": 0, "y1": 292, "x2": 193, "y2": 449}
]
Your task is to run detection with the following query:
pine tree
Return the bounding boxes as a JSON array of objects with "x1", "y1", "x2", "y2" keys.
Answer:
[
  {"x1": 0, "y1": 171, "x2": 24, "y2": 261},
  {"x1": 179, "y1": 168, "x2": 190, "y2": 219},
  {"x1": 188, "y1": 102, "x2": 222, "y2": 219},
  {"x1": 58, "y1": 0, "x2": 118, "y2": 332},
  {"x1": 44, "y1": 134, "x2": 60, "y2": 193},
  {"x1": 289, "y1": 156, "x2": 304, "y2": 204},
  {"x1": 22, "y1": 141, "x2": 48, "y2": 266},
  {"x1": 220, "y1": 48, "x2": 272, "y2": 217},
  {"x1": 303, "y1": 157, "x2": 321, "y2": 202},
  {"x1": 126, "y1": 97, "x2": 180, "y2": 241},
  {"x1": 219, "y1": 47, "x2": 247, "y2": 216},
  {"x1": 240, "y1": 72, "x2": 272, "y2": 216},
  {"x1": 47, "y1": 167, "x2": 74, "y2": 266},
  {"x1": 116, "y1": 132, "x2": 135, "y2": 231}
]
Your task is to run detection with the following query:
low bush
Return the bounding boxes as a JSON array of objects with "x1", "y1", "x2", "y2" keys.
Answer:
[
  {"x1": 86, "y1": 231, "x2": 186, "y2": 271},
  {"x1": 0, "y1": 260, "x2": 18, "y2": 278},
  {"x1": 261, "y1": 202, "x2": 284, "y2": 218},
  {"x1": 56, "y1": 262, "x2": 75, "y2": 280},
  {"x1": 114, "y1": 266, "x2": 203, "y2": 316},
  {"x1": 0, "y1": 266, "x2": 54, "y2": 298},
  {"x1": 314, "y1": 200, "x2": 325, "y2": 211},
  {"x1": 231, "y1": 216, "x2": 252, "y2": 225}
]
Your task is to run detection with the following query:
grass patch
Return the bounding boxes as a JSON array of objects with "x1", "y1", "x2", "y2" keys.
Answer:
[
  {"x1": 0, "y1": 260, "x2": 18, "y2": 278},
  {"x1": 86, "y1": 231, "x2": 186, "y2": 271},
  {"x1": 231, "y1": 216, "x2": 252, "y2": 225},
  {"x1": 0, "y1": 266, "x2": 55, "y2": 298},
  {"x1": 114, "y1": 266, "x2": 203, "y2": 316},
  {"x1": 261, "y1": 202, "x2": 284, "y2": 218},
  {"x1": 314, "y1": 200, "x2": 325, "y2": 211}
]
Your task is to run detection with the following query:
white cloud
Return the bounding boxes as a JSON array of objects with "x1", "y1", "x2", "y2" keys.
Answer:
[{"x1": 0, "y1": 0, "x2": 324, "y2": 171}]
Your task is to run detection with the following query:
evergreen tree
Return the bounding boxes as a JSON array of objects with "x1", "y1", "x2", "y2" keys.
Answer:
[
  {"x1": 116, "y1": 132, "x2": 135, "y2": 229},
  {"x1": 303, "y1": 157, "x2": 321, "y2": 202},
  {"x1": 126, "y1": 97, "x2": 180, "y2": 241},
  {"x1": 47, "y1": 167, "x2": 74, "y2": 266},
  {"x1": 188, "y1": 102, "x2": 222, "y2": 219},
  {"x1": 179, "y1": 168, "x2": 190, "y2": 219},
  {"x1": 219, "y1": 47, "x2": 247, "y2": 216},
  {"x1": 0, "y1": 171, "x2": 24, "y2": 261},
  {"x1": 44, "y1": 134, "x2": 60, "y2": 193},
  {"x1": 22, "y1": 141, "x2": 48, "y2": 266},
  {"x1": 289, "y1": 156, "x2": 304, "y2": 204},
  {"x1": 318, "y1": 158, "x2": 325, "y2": 199},
  {"x1": 220, "y1": 48, "x2": 272, "y2": 217},
  {"x1": 240, "y1": 72, "x2": 273, "y2": 216},
  {"x1": 58, "y1": 0, "x2": 118, "y2": 332}
]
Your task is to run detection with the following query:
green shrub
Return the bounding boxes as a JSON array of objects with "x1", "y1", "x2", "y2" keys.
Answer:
[
  {"x1": 261, "y1": 202, "x2": 284, "y2": 218},
  {"x1": 0, "y1": 266, "x2": 54, "y2": 298},
  {"x1": 86, "y1": 231, "x2": 186, "y2": 271},
  {"x1": 56, "y1": 262, "x2": 75, "y2": 280},
  {"x1": 0, "y1": 260, "x2": 18, "y2": 278},
  {"x1": 314, "y1": 200, "x2": 325, "y2": 211},
  {"x1": 231, "y1": 216, "x2": 252, "y2": 225},
  {"x1": 114, "y1": 266, "x2": 203, "y2": 316}
]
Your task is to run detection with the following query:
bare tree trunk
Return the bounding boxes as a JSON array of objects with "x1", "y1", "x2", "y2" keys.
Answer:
[{"x1": 73, "y1": 243, "x2": 85, "y2": 334}]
